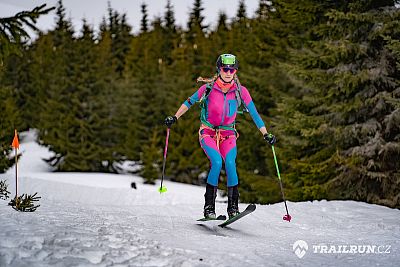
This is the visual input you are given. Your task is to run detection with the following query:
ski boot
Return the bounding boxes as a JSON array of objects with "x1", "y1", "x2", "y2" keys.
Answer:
[
  {"x1": 227, "y1": 185, "x2": 240, "y2": 219},
  {"x1": 203, "y1": 183, "x2": 217, "y2": 219}
]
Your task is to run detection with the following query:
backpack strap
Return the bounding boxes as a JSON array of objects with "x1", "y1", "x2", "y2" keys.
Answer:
[
  {"x1": 199, "y1": 82, "x2": 214, "y2": 126},
  {"x1": 199, "y1": 82, "x2": 213, "y2": 103},
  {"x1": 234, "y1": 80, "x2": 249, "y2": 114}
]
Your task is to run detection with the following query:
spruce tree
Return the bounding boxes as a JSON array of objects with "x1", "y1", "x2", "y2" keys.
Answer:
[
  {"x1": 0, "y1": 86, "x2": 20, "y2": 172},
  {"x1": 141, "y1": 132, "x2": 161, "y2": 184},
  {"x1": 140, "y1": 3, "x2": 149, "y2": 33},
  {"x1": 0, "y1": 4, "x2": 53, "y2": 172},
  {"x1": 256, "y1": 0, "x2": 272, "y2": 20},
  {"x1": 278, "y1": 1, "x2": 400, "y2": 207},
  {"x1": 0, "y1": 4, "x2": 54, "y2": 66},
  {"x1": 187, "y1": 0, "x2": 207, "y2": 32},
  {"x1": 236, "y1": 0, "x2": 247, "y2": 21},
  {"x1": 36, "y1": 3, "x2": 120, "y2": 172},
  {"x1": 216, "y1": 11, "x2": 228, "y2": 32},
  {"x1": 164, "y1": 0, "x2": 176, "y2": 32},
  {"x1": 208, "y1": 11, "x2": 232, "y2": 58}
]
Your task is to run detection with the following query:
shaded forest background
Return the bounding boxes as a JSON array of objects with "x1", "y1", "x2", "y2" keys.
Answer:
[{"x1": 1, "y1": 0, "x2": 399, "y2": 208}]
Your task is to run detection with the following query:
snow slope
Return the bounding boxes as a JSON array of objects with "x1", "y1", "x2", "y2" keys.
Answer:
[{"x1": 0, "y1": 130, "x2": 399, "y2": 267}]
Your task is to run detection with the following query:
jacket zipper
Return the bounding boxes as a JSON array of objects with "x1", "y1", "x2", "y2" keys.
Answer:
[{"x1": 220, "y1": 92, "x2": 228, "y2": 126}]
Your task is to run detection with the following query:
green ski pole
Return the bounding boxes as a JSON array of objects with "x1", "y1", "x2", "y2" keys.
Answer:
[{"x1": 271, "y1": 145, "x2": 292, "y2": 222}]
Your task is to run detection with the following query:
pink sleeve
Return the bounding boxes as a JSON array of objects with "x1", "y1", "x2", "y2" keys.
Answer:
[
  {"x1": 240, "y1": 86, "x2": 252, "y2": 106},
  {"x1": 196, "y1": 84, "x2": 207, "y2": 99}
]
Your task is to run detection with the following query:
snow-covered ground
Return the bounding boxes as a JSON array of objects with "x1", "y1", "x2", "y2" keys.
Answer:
[{"x1": 0, "y1": 130, "x2": 399, "y2": 267}]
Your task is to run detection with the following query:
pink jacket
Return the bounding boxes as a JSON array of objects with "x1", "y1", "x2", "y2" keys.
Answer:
[{"x1": 184, "y1": 82, "x2": 265, "y2": 129}]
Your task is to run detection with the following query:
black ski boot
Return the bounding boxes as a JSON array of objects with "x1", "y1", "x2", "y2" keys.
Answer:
[
  {"x1": 204, "y1": 183, "x2": 217, "y2": 219},
  {"x1": 227, "y1": 185, "x2": 240, "y2": 219}
]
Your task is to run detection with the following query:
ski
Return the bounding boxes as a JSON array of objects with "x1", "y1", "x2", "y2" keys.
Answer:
[
  {"x1": 218, "y1": 204, "x2": 256, "y2": 227},
  {"x1": 197, "y1": 214, "x2": 227, "y2": 222}
]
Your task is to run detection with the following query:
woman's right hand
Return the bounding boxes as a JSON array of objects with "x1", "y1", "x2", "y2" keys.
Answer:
[{"x1": 164, "y1": 116, "x2": 177, "y2": 127}]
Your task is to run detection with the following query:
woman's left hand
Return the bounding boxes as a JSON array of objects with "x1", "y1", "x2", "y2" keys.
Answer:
[{"x1": 264, "y1": 133, "x2": 277, "y2": 145}]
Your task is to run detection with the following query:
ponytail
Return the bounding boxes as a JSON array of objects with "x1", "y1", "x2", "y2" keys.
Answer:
[{"x1": 196, "y1": 74, "x2": 218, "y2": 84}]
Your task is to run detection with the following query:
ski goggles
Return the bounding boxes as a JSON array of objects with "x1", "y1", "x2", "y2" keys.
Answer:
[{"x1": 221, "y1": 67, "x2": 236, "y2": 74}]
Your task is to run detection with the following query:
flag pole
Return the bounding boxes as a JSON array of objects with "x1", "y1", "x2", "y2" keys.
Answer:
[
  {"x1": 15, "y1": 144, "x2": 18, "y2": 198},
  {"x1": 11, "y1": 129, "x2": 19, "y2": 199}
]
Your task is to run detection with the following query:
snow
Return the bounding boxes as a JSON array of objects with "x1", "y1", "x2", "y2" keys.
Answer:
[{"x1": 0, "y1": 129, "x2": 399, "y2": 267}]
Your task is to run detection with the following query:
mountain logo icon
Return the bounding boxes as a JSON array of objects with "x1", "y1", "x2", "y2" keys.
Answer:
[{"x1": 293, "y1": 240, "x2": 308, "y2": 259}]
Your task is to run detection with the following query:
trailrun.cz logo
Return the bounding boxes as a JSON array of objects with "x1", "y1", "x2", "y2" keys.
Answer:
[
  {"x1": 293, "y1": 240, "x2": 391, "y2": 259},
  {"x1": 293, "y1": 240, "x2": 308, "y2": 259}
]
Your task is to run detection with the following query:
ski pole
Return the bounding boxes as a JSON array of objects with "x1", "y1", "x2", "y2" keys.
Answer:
[
  {"x1": 271, "y1": 145, "x2": 292, "y2": 222},
  {"x1": 158, "y1": 127, "x2": 170, "y2": 193}
]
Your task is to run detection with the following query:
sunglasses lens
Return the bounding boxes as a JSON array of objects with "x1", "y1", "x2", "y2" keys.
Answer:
[{"x1": 222, "y1": 68, "x2": 235, "y2": 74}]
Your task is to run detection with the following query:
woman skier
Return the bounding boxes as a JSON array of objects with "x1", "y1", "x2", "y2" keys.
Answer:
[{"x1": 165, "y1": 54, "x2": 276, "y2": 219}]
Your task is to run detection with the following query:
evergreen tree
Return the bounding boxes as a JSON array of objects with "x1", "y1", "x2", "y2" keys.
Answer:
[
  {"x1": 140, "y1": 3, "x2": 149, "y2": 33},
  {"x1": 187, "y1": 0, "x2": 207, "y2": 32},
  {"x1": 36, "y1": 0, "x2": 75, "y2": 168},
  {"x1": 236, "y1": 0, "x2": 247, "y2": 21},
  {"x1": 141, "y1": 132, "x2": 161, "y2": 184},
  {"x1": 230, "y1": 0, "x2": 252, "y2": 56},
  {"x1": 216, "y1": 11, "x2": 228, "y2": 32},
  {"x1": 164, "y1": 0, "x2": 176, "y2": 32},
  {"x1": 185, "y1": 0, "x2": 210, "y2": 77},
  {"x1": 278, "y1": 1, "x2": 400, "y2": 207},
  {"x1": 0, "y1": 4, "x2": 54, "y2": 66},
  {"x1": 162, "y1": 1, "x2": 178, "y2": 65},
  {"x1": 112, "y1": 13, "x2": 132, "y2": 77},
  {"x1": 0, "y1": 86, "x2": 20, "y2": 172},
  {"x1": 209, "y1": 11, "x2": 232, "y2": 56},
  {"x1": 103, "y1": 5, "x2": 132, "y2": 76},
  {"x1": 256, "y1": 0, "x2": 272, "y2": 20},
  {"x1": 37, "y1": 3, "x2": 120, "y2": 171},
  {"x1": 0, "y1": 180, "x2": 11, "y2": 200},
  {"x1": 0, "y1": 4, "x2": 53, "y2": 172},
  {"x1": 53, "y1": 0, "x2": 74, "y2": 45}
]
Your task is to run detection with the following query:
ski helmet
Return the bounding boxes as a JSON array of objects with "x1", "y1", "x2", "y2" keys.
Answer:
[{"x1": 216, "y1": 54, "x2": 239, "y2": 72}]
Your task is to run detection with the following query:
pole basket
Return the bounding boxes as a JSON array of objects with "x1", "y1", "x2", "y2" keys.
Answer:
[{"x1": 158, "y1": 186, "x2": 167, "y2": 193}]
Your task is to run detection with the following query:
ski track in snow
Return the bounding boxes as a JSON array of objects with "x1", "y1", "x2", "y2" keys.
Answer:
[
  {"x1": 0, "y1": 129, "x2": 399, "y2": 267},
  {"x1": 0, "y1": 200, "x2": 205, "y2": 267}
]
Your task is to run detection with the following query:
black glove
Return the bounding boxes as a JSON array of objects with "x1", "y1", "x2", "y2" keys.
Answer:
[
  {"x1": 264, "y1": 133, "x2": 277, "y2": 145},
  {"x1": 164, "y1": 115, "x2": 177, "y2": 127}
]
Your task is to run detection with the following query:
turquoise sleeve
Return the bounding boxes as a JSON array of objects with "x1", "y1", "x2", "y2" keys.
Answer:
[
  {"x1": 246, "y1": 101, "x2": 265, "y2": 129},
  {"x1": 183, "y1": 85, "x2": 206, "y2": 108}
]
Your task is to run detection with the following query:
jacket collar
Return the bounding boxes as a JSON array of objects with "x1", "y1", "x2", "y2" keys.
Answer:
[{"x1": 214, "y1": 78, "x2": 236, "y2": 93}]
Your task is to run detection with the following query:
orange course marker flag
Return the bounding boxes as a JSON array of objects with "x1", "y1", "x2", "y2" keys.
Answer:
[{"x1": 11, "y1": 130, "x2": 19, "y2": 149}]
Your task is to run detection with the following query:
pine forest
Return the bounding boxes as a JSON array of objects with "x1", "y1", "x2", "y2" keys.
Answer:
[{"x1": 0, "y1": 0, "x2": 399, "y2": 208}]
